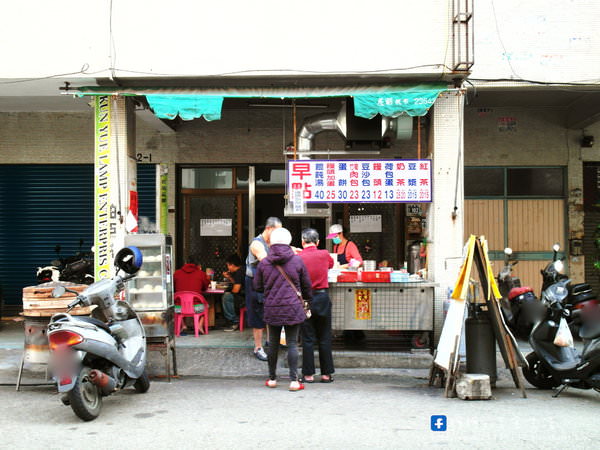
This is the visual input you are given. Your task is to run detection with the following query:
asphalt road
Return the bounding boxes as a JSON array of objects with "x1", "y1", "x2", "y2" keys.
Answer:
[{"x1": 1, "y1": 370, "x2": 599, "y2": 449}]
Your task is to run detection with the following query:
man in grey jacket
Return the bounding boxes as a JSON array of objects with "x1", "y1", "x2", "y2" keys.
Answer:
[{"x1": 244, "y1": 217, "x2": 282, "y2": 361}]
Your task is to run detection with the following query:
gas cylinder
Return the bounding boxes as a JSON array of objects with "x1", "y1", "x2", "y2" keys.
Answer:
[
  {"x1": 407, "y1": 241, "x2": 421, "y2": 274},
  {"x1": 465, "y1": 307, "x2": 497, "y2": 386}
]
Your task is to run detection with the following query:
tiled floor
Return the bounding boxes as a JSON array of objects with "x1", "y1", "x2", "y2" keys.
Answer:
[{"x1": 174, "y1": 328, "x2": 255, "y2": 348}]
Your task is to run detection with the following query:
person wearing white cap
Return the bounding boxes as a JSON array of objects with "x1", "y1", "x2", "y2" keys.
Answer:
[
  {"x1": 326, "y1": 224, "x2": 363, "y2": 269},
  {"x1": 254, "y1": 227, "x2": 313, "y2": 391}
]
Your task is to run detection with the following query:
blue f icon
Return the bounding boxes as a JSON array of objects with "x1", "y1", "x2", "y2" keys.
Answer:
[{"x1": 430, "y1": 415, "x2": 447, "y2": 431}]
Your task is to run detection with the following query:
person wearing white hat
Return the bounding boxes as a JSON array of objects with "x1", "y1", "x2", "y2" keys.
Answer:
[
  {"x1": 326, "y1": 224, "x2": 363, "y2": 269},
  {"x1": 254, "y1": 227, "x2": 313, "y2": 391}
]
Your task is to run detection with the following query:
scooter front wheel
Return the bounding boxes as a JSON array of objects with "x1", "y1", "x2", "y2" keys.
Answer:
[
  {"x1": 522, "y1": 352, "x2": 560, "y2": 390},
  {"x1": 68, "y1": 366, "x2": 102, "y2": 421}
]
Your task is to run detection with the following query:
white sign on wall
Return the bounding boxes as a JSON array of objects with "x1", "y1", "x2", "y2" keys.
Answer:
[
  {"x1": 200, "y1": 218, "x2": 232, "y2": 236},
  {"x1": 350, "y1": 215, "x2": 382, "y2": 233},
  {"x1": 287, "y1": 159, "x2": 432, "y2": 203}
]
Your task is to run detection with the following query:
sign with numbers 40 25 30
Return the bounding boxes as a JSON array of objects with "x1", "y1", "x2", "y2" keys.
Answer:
[{"x1": 287, "y1": 159, "x2": 432, "y2": 203}]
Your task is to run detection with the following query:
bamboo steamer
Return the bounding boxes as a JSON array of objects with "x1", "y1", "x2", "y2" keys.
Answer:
[{"x1": 22, "y1": 281, "x2": 94, "y2": 316}]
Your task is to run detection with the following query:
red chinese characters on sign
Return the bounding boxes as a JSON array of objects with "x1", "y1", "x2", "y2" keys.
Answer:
[
  {"x1": 287, "y1": 159, "x2": 432, "y2": 203},
  {"x1": 355, "y1": 289, "x2": 372, "y2": 320},
  {"x1": 290, "y1": 162, "x2": 312, "y2": 180}
]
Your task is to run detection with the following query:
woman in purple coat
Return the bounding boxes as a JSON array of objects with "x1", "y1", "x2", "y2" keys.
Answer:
[{"x1": 254, "y1": 227, "x2": 312, "y2": 391}]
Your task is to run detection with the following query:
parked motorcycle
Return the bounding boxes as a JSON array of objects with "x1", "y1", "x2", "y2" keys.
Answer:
[
  {"x1": 540, "y1": 244, "x2": 599, "y2": 337},
  {"x1": 47, "y1": 246, "x2": 149, "y2": 421},
  {"x1": 522, "y1": 278, "x2": 600, "y2": 396},
  {"x1": 498, "y1": 248, "x2": 542, "y2": 340},
  {"x1": 37, "y1": 241, "x2": 94, "y2": 285}
]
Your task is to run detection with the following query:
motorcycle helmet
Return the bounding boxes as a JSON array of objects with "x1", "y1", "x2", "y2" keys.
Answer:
[{"x1": 114, "y1": 246, "x2": 143, "y2": 274}]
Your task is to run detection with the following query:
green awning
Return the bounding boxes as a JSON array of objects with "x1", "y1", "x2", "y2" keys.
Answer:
[
  {"x1": 77, "y1": 83, "x2": 448, "y2": 121},
  {"x1": 352, "y1": 85, "x2": 446, "y2": 118},
  {"x1": 146, "y1": 95, "x2": 223, "y2": 121}
]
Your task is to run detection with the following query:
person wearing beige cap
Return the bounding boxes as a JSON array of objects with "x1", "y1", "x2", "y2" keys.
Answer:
[{"x1": 326, "y1": 224, "x2": 363, "y2": 269}]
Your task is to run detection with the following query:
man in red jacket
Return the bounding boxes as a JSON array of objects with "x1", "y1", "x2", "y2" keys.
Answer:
[
  {"x1": 298, "y1": 228, "x2": 335, "y2": 383},
  {"x1": 174, "y1": 255, "x2": 209, "y2": 334}
]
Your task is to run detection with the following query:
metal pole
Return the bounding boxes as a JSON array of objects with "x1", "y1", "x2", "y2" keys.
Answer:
[{"x1": 248, "y1": 165, "x2": 256, "y2": 243}]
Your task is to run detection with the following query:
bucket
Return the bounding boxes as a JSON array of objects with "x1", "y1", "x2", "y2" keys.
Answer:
[
  {"x1": 363, "y1": 260, "x2": 376, "y2": 271},
  {"x1": 23, "y1": 317, "x2": 51, "y2": 364}
]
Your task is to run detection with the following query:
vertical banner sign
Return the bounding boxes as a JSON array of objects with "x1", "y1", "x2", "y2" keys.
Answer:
[
  {"x1": 287, "y1": 159, "x2": 432, "y2": 203},
  {"x1": 160, "y1": 163, "x2": 168, "y2": 234},
  {"x1": 355, "y1": 289, "x2": 372, "y2": 320},
  {"x1": 126, "y1": 190, "x2": 139, "y2": 233},
  {"x1": 94, "y1": 96, "x2": 111, "y2": 280},
  {"x1": 291, "y1": 188, "x2": 306, "y2": 214}
]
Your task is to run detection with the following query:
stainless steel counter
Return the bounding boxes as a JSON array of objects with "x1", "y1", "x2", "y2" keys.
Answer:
[{"x1": 329, "y1": 282, "x2": 435, "y2": 331}]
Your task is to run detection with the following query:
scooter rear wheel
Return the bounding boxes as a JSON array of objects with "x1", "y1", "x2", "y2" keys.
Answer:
[
  {"x1": 68, "y1": 366, "x2": 102, "y2": 421},
  {"x1": 522, "y1": 352, "x2": 561, "y2": 390},
  {"x1": 133, "y1": 369, "x2": 150, "y2": 393}
]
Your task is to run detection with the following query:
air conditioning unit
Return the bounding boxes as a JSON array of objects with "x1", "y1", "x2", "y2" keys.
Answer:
[{"x1": 284, "y1": 201, "x2": 331, "y2": 217}]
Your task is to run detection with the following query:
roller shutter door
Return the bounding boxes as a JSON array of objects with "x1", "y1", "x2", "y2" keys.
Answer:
[
  {"x1": 0, "y1": 165, "x2": 94, "y2": 313},
  {"x1": 137, "y1": 164, "x2": 157, "y2": 226},
  {"x1": 0, "y1": 164, "x2": 157, "y2": 314}
]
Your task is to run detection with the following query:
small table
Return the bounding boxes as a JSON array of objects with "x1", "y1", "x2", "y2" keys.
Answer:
[{"x1": 202, "y1": 288, "x2": 225, "y2": 327}]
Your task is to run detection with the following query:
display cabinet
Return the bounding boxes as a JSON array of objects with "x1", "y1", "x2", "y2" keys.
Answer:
[
  {"x1": 124, "y1": 234, "x2": 177, "y2": 381},
  {"x1": 125, "y1": 234, "x2": 173, "y2": 311},
  {"x1": 124, "y1": 234, "x2": 174, "y2": 337}
]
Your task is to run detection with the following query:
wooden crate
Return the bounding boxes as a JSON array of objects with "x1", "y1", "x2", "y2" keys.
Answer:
[{"x1": 22, "y1": 282, "x2": 94, "y2": 316}]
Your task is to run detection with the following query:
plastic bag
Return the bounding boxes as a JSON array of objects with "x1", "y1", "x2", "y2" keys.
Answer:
[
  {"x1": 553, "y1": 317, "x2": 574, "y2": 347},
  {"x1": 280, "y1": 328, "x2": 286, "y2": 346}
]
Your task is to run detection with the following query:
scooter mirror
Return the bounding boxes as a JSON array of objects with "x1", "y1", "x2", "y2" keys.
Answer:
[
  {"x1": 552, "y1": 243, "x2": 561, "y2": 252},
  {"x1": 504, "y1": 247, "x2": 513, "y2": 256},
  {"x1": 52, "y1": 286, "x2": 66, "y2": 298}
]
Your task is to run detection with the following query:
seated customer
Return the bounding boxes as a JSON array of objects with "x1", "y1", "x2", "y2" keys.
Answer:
[
  {"x1": 173, "y1": 255, "x2": 210, "y2": 334},
  {"x1": 222, "y1": 254, "x2": 245, "y2": 332}
]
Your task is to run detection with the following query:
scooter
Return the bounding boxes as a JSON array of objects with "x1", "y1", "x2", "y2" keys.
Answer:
[
  {"x1": 540, "y1": 244, "x2": 599, "y2": 337},
  {"x1": 47, "y1": 246, "x2": 149, "y2": 421},
  {"x1": 37, "y1": 242, "x2": 94, "y2": 285},
  {"x1": 497, "y1": 248, "x2": 542, "y2": 340},
  {"x1": 522, "y1": 276, "x2": 600, "y2": 396}
]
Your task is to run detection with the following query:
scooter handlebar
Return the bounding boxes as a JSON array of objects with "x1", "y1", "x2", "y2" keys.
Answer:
[
  {"x1": 120, "y1": 273, "x2": 137, "y2": 282},
  {"x1": 66, "y1": 297, "x2": 82, "y2": 312}
]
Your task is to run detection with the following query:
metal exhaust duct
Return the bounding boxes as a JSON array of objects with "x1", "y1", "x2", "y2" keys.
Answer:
[
  {"x1": 297, "y1": 105, "x2": 347, "y2": 152},
  {"x1": 296, "y1": 101, "x2": 407, "y2": 152}
]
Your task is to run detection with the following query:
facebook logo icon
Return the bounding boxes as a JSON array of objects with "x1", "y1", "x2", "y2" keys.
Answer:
[{"x1": 430, "y1": 415, "x2": 447, "y2": 431}]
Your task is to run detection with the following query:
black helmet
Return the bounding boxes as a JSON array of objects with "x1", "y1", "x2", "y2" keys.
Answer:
[{"x1": 114, "y1": 246, "x2": 143, "y2": 274}]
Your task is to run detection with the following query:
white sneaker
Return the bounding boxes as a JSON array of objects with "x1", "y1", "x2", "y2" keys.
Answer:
[{"x1": 254, "y1": 347, "x2": 268, "y2": 361}]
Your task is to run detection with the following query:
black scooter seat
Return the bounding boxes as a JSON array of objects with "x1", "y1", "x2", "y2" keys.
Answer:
[
  {"x1": 549, "y1": 359, "x2": 579, "y2": 371},
  {"x1": 579, "y1": 321, "x2": 600, "y2": 340},
  {"x1": 75, "y1": 316, "x2": 112, "y2": 334},
  {"x1": 570, "y1": 291, "x2": 597, "y2": 304},
  {"x1": 569, "y1": 283, "x2": 592, "y2": 296}
]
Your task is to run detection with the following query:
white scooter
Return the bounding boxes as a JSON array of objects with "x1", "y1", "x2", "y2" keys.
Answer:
[{"x1": 47, "y1": 246, "x2": 149, "y2": 421}]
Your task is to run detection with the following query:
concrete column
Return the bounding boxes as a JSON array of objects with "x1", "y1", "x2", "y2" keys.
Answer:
[
  {"x1": 566, "y1": 130, "x2": 585, "y2": 283},
  {"x1": 429, "y1": 92, "x2": 465, "y2": 342}
]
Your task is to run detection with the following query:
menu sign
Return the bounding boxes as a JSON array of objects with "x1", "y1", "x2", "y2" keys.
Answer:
[{"x1": 287, "y1": 159, "x2": 432, "y2": 203}]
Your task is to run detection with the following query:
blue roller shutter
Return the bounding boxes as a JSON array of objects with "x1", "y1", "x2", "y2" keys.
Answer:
[
  {"x1": 137, "y1": 164, "x2": 156, "y2": 226},
  {"x1": 0, "y1": 165, "x2": 94, "y2": 312}
]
